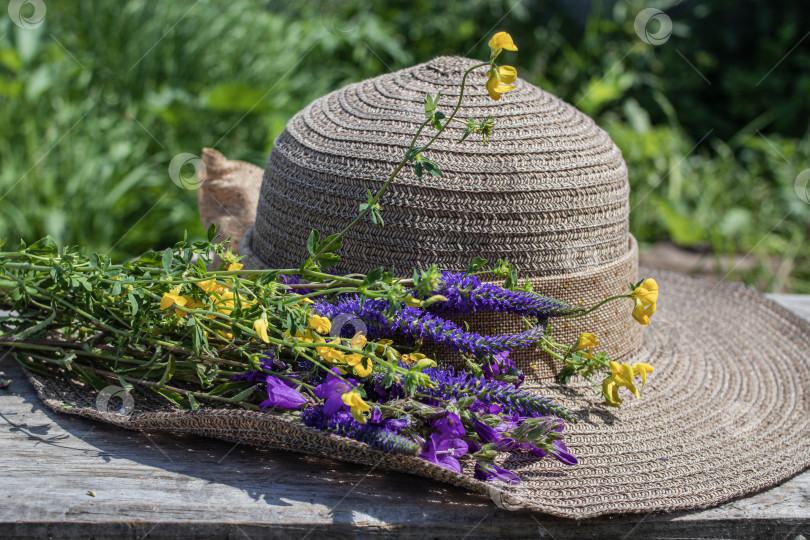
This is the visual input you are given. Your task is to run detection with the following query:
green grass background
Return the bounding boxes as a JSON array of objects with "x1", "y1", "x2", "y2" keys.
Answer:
[{"x1": 1, "y1": 0, "x2": 808, "y2": 291}]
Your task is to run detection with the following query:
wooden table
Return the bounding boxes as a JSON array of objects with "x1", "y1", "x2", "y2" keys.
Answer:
[{"x1": 2, "y1": 295, "x2": 809, "y2": 539}]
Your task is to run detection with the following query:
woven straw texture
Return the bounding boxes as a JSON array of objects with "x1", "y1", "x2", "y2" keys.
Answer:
[
  {"x1": 26, "y1": 269, "x2": 810, "y2": 518},
  {"x1": 240, "y1": 55, "x2": 642, "y2": 368}
]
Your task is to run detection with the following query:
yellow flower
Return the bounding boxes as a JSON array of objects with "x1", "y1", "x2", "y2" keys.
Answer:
[
  {"x1": 309, "y1": 315, "x2": 332, "y2": 335},
  {"x1": 345, "y1": 354, "x2": 372, "y2": 378},
  {"x1": 341, "y1": 391, "x2": 370, "y2": 423},
  {"x1": 633, "y1": 362, "x2": 654, "y2": 388},
  {"x1": 488, "y1": 31, "x2": 518, "y2": 60},
  {"x1": 375, "y1": 339, "x2": 395, "y2": 354},
  {"x1": 253, "y1": 317, "x2": 270, "y2": 344},
  {"x1": 632, "y1": 298, "x2": 656, "y2": 326},
  {"x1": 602, "y1": 360, "x2": 656, "y2": 407},
  {"x1": 573, "y1": 332, "x2": 599, "y2": 358},
  {"x1": 175, "y1": 295, "x2": 198, "y2": 317},
  {"x1": 349, "y1": 332, "x2": 367, "y2": 350},
  {"x1": 401, "y1": 352, "x2": 427, "y2": 366},
  {"x1": 316, "y1": 338, "x2": 345, "y2": 363},
  {"x1": 609, "y1": 361, "x2": 639, "y2": 398},
  {"x1": 227, "y1": 263, "x2": 243, "y2": 272},
  {"x1": 486, "y1": 65, "x2": 518, "y2": 101},
  {"x1": 196, "y1": 279, "x2": 224, "y2": 294},
  {"x1": 602, "y1": 377, "x2": 623, "y2": 407},
  {"x1": 160, "y1": 287, "x2": 186, "y2": 311},
  {"x1": 631, "y1": 278, "x2": 659, "y2": 307},
  {"x1": 214, "y1": 330, "x2": 234, "y2": 341}
]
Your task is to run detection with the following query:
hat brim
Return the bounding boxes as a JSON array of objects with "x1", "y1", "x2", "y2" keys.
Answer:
[{"x1": 23, "y1": 267, "x2": 810, "y2": 519}]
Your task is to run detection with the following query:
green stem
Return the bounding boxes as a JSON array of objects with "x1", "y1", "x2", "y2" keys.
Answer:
[
  {"x1": 565, "y1": 295, "x2": 632, "y2": 319},
  {"x1": 310, "y1": 62, "x2": 488, "y2": 263}
]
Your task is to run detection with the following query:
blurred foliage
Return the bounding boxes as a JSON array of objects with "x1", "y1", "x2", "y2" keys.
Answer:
[{"x1": 0, "y1": 0, "x2": 808, "y2": 291}]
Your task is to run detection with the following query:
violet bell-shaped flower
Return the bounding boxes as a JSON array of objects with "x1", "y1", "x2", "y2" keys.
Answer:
[
  {"x1": 420, "y1": 432, "x2": 469, "y2": 473},
  {"x1": 259, "y1": 375, "x2": 307, "y2": 410},
  {"x1": 313, "y1": 368, "x2": 359, "y2": 416}
]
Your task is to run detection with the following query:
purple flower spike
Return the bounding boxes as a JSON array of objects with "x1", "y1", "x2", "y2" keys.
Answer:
[
  {"x1": 474, "y1": 462, "x2": 521, "y2": 485},
  {"x1": 430, "y1": 271, "x2": 575, "y2": 319},
  {"x1": 433, "y1": 412, "x2": 465, "y2": 438},
  {"x1": 259, "y1": 375, "x2": 307, "y2": 410},
  {"x1": 420, "y1": 432, "x2": 469, "y2": 473},
  {"x1": 313, "y1": 368, "x2": 357, "y2": 416},
  {"x1": 314, "y1": 296, "x2": 547, "y2": 357},
  {"x1": 384, "y1": 417, "x2": 410, "y2": 433}
]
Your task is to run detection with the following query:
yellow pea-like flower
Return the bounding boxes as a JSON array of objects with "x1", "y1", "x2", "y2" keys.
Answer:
[
  {"x1": 488, "y1": 31, "x2": 518, "y2": 60},
  {"x1": 316, "y1": 338, "x2": 344, "y2": 363},
  {"x1": 345, "y1": 353, "x2": 372, "y2": 378},
  {"x1": 401, "y1": 352, "x2": 427, "y2": 366},
  {"x1": 309, "y1": 315, "x2": 332, "y2": 335},
  {"x1": 253, "y1": 318, "x2": 270, "y2": 344},
  {"x1": 486, "y1": 65, "x2": 518, "y2": 101},
  {"x1": 632, "y1": 298, "x2": 656, "y2": 326},
  {"x1": 160, "y1": 286, "x2": 186, "y2": 311},
  {"x1": 574, "y1": 332, "x2": 600, "y2": 351},
  {"x1": 631, "y1": 278, "x2": 659, "y2": 307},
  {"x1": 602, "y1": 377, "x2": 623, "y2": 407},
  {"x1": 609, "y1": 361, "x2": 640, "y2": 398},
  {"x1": 633, "y1": 362, "x2": 654, "y2": 388},
  {"x1": 349, "y1": 332, "x2": 367, "y2": 350},
  {"x1": 341, "y1": 391, "x2": 370, "y2": 423}
]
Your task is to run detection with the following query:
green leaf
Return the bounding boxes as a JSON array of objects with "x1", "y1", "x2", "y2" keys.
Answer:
[
  {"x1": 151, "y1": 387, "x2": 191, "y2": 410},
  {"x1": 110, "y1": 281, "x2": 122, "y2": 296},
  {"x1": 158, "y1": 355, "x2": 176, "y2": 385},
  {"x1": 186, "y1": 393, "x2": 200, "y2": 411},
  {"x1": 89, "y1": 253, "x2": 101, "y2": 271},
  {"x1": 424, "y1": 92, "x2": 437, "y2": 118},
  {"x1": 318, "y1": 253, "x2": 340, "y2": 269},
  {"x1": 466, "y1": 256, "x2": 487, "y2": 274},
  {"x1": 207, "y1": 222, "x2": 219, "y2": 243},
  {"x1": 127, "y1": 292, "x2": 139, "y2": 316},
  {"x1": 306, "y1": 229, "x2": 320, "y2": 255},
  {"x1": 208, "y1": 381, "x2": 255, "y2": 396},
  {"x1": 423, "y1": 160, "x2": 443, "y2": 178},
  {"x1": 228, "y1": 385, "x2": 256, "y2": 403},
  {"x1": 162, "y1": 249, "x2": 173, "y2": 274},
  {"x1": 76, "y1": 277, "x2": 93, "y2": 292},
  {"x1": 26, "y1": 236, "x2": 58, "y2": 256},
  {"x1": 316, "y1": 233, "x2": 343, "y2": 254},
  {"x1": 363, "y1": 267, "x2": 384, "y2": 287}
]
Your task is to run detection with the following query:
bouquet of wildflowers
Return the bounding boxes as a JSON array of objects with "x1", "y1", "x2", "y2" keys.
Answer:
[{"x1": 0, "y1": 32, "x2": 659, "y2": 483}]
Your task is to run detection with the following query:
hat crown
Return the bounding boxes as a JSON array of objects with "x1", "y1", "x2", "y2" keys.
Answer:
[{"x1": 252, "y1": 56, "x2": 629, "y2": 275}]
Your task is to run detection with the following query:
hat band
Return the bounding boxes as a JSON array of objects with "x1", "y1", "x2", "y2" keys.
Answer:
[{"x1": 240, "y1": 226, "x2": 642, "y2": 382}]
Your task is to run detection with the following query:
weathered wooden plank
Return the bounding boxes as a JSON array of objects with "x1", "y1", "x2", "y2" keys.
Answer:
[{"x1": 1, "y1": 296, "x2": 809, "y2": 538}]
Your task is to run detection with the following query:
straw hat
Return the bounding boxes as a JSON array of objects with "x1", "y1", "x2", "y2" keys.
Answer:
[{"x1": 29, "y1": 57, "x2": 810, "y2": 519}]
